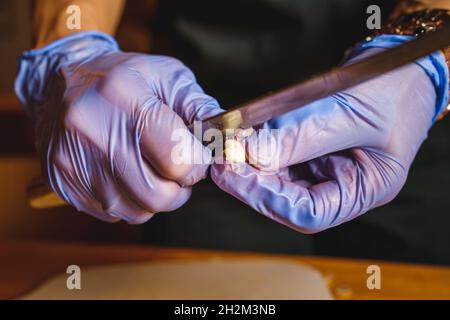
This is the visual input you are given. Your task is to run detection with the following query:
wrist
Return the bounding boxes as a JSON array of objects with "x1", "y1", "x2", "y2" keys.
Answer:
[
  {"x1": 346, "y1": 35, "x2": 449, "y2": 122},
  {"x1": 376, "y1": 2, "x2": 450, "y2": 120},
  {"x1": 26, "y1": 31, "x2": 119, "y2": 67},
  {"x1": 15, "y1": 31, "x2": 119, "y2": 116},
  {"x1": 36, "y1": 27, "x2": 104, "y2": 49}
]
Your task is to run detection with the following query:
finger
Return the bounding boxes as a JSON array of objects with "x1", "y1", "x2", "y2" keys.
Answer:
[
  {"x1": 83, "y1": 69, "x2": 212, "y2": 187},
  {"x1": 245, "y1": 62, "x2": 422, "y2": 171},
  {"x1": 146, "y1": 56, "x2": 225, "y2": 122},
  {"x1": 169, "y1": 77, "x2": 224, "y2": 124},
  {"x1": 112, "y1": 133, "x2": 193, "y2": 213},
  {"x1": 49, "y1": 161, "x2": 121, "y2": 223},
  {"x1": 104, "y1": 196, "x2": 154, "y2": 225},
  {"x1": 95, "y1": 54, "x2": 225, "y2": 123},
  {"x1": 90, "y1": 171, "x2": 154, "y2": 224},
  {"x1": 307, "y1": 148, "x2": 407, "y2": 216},
  {"x1": 211, "y1": 162, "x2": 325, "y2": 233},
  {"x1": 211, "y1": 149, "x2": 406, "y2": 233},
  {"x1": 245, "y1": 93, "x2": 377, "y2": 171},
  {"x1": 50, "y1": 130, "x2": 164, "y2": 223},
  {"x1": 137, "y1": 98, "x2": 213, "y2": 186}
]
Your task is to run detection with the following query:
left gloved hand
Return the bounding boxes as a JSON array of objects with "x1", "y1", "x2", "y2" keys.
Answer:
[
  {"x1": 212, "y1": 35, "x2": 449, "y2": 233},
  {"x1": 15, "y1": 32, "x2": 222, "y2": 223}
]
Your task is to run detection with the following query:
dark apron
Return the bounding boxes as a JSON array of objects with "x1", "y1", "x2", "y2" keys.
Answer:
[{"x1": 144, "y1": 0, "x2": 450, "y2": 265}]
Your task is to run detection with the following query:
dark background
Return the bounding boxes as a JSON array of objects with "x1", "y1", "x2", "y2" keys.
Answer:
[{"x1": 1, "y1": 0, "x2": 449, "y2": 265}]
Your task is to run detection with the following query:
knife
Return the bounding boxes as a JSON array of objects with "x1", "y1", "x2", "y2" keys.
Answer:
[{"x1": 201, "y1": 24, "x2": 450, "y2": 133}]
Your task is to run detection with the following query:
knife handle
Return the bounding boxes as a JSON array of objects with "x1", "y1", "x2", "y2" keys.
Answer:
[{"x1": 27, "y1": 177, "x2": 67, "y2": 209}]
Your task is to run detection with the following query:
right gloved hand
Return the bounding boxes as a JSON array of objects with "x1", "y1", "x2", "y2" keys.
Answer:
[
  {"x1": 212, "y1": 37, "x2": 449, "y2": 234},
  {"x1": 15, "y1": 32, "x2": 223, "y2": 223}
]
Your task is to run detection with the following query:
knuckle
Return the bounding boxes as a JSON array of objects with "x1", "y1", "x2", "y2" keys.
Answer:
[
  {"x1": 159, "y1": 163, "x2": 200, "y2": 186},
  {"x1": 363, "y1": 153, "x2": 408, "y2": 206},
  {"x1": 62, "y1": 106, "x2": 82, "y2": 131},
  {"x1": 145, "y1": 195, "x2": 172, "y2": 213},
  {"x1": 49, "y1": 148, "x2": 71, "y2": 173},
  {"x1": 158, "y1": 56, "x2": 186, "y2": 69},
  {"x1": 154, "y1": 56, "x2": 193, "y2": 77},
  {"x1": 125, "y1": 213, "x2": 153, "y2": 225},
  {"x1": 146, "y1": 187, "x2": 186, "y2": 213},
  {"x1": 386, "y1": 169, "x2": 408, "y2": 201},
  {"x1": 293, "y1": 213, "x2": 324, "y2": 234},
  {"x1": 96, "y1": 66, "x2": 130, "y2": 95},
  {"x1": 135, "y1": 55, "x2": 188, "y2": 74}
]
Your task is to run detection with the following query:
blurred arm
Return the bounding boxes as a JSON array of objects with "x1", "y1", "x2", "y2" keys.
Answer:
[
  {"x1": 417, "y1": 0, "x2": 450, "y2": 10},
  {"x1": 390, "y1": 0, "x2": 450, "y2": 14},
  {"x1": 34, "y1": 0, "x2": 125, "y2": 48}
]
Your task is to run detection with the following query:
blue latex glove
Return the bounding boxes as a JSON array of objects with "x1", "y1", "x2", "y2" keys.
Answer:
[
  {"x1": 16, "y1": 32, "x2": 222, "y2": 223},
  {"x1": 212, "y1": 35, "x2": 449, "y2": 233}
]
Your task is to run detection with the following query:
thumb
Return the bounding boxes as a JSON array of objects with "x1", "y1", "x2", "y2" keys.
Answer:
[
  {"x1": 185, "y1": 90, "x2": 225, "y2": 123},
  {"x1": 158, "y1": 59, "x2": 225, "y2": 124},
  {"x1": 246, "y1": 94, "x2": 380, "y2": 171}
]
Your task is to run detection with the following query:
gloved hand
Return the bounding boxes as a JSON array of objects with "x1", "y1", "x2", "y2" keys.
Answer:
[
  {"x1": 212, "y1": 35, "x2": 449, "y2": 233},
  {"x1": 16, "y1": 32, "x2": 222, "y2": 223}
]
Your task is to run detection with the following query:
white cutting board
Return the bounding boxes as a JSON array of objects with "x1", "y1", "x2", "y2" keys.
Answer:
[{"x1": 21, "y1": 259, "x2": 333, "y2": 300}]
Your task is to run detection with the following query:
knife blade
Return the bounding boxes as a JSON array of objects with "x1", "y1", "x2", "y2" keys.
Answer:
[{"x1": 201, "y1": 24, "x2": 450, "y2": 133}]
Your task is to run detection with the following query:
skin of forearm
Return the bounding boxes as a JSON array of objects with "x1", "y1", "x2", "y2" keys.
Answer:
[
  {"x1": 34, "y1": 0, "x2": 125, "y2": 48},
  {"x1": 395, "y1": 0, "x2": 450, "y2": 11},
  {"x1": 420, "y1": 0, "x2": 450, "y2": 10}
]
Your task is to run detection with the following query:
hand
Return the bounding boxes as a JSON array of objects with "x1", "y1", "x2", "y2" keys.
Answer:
[
  {"x1": 212, "y1": 35, "x2": 449, "y2": 233},
  {"x1": 16, "y1": 32, "x2": 222, "y2": 223}
]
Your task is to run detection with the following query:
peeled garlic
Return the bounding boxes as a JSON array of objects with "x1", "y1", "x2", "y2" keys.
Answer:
[{"x1": 224, "y1": 139, "x2": 246, "y2": 163}]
